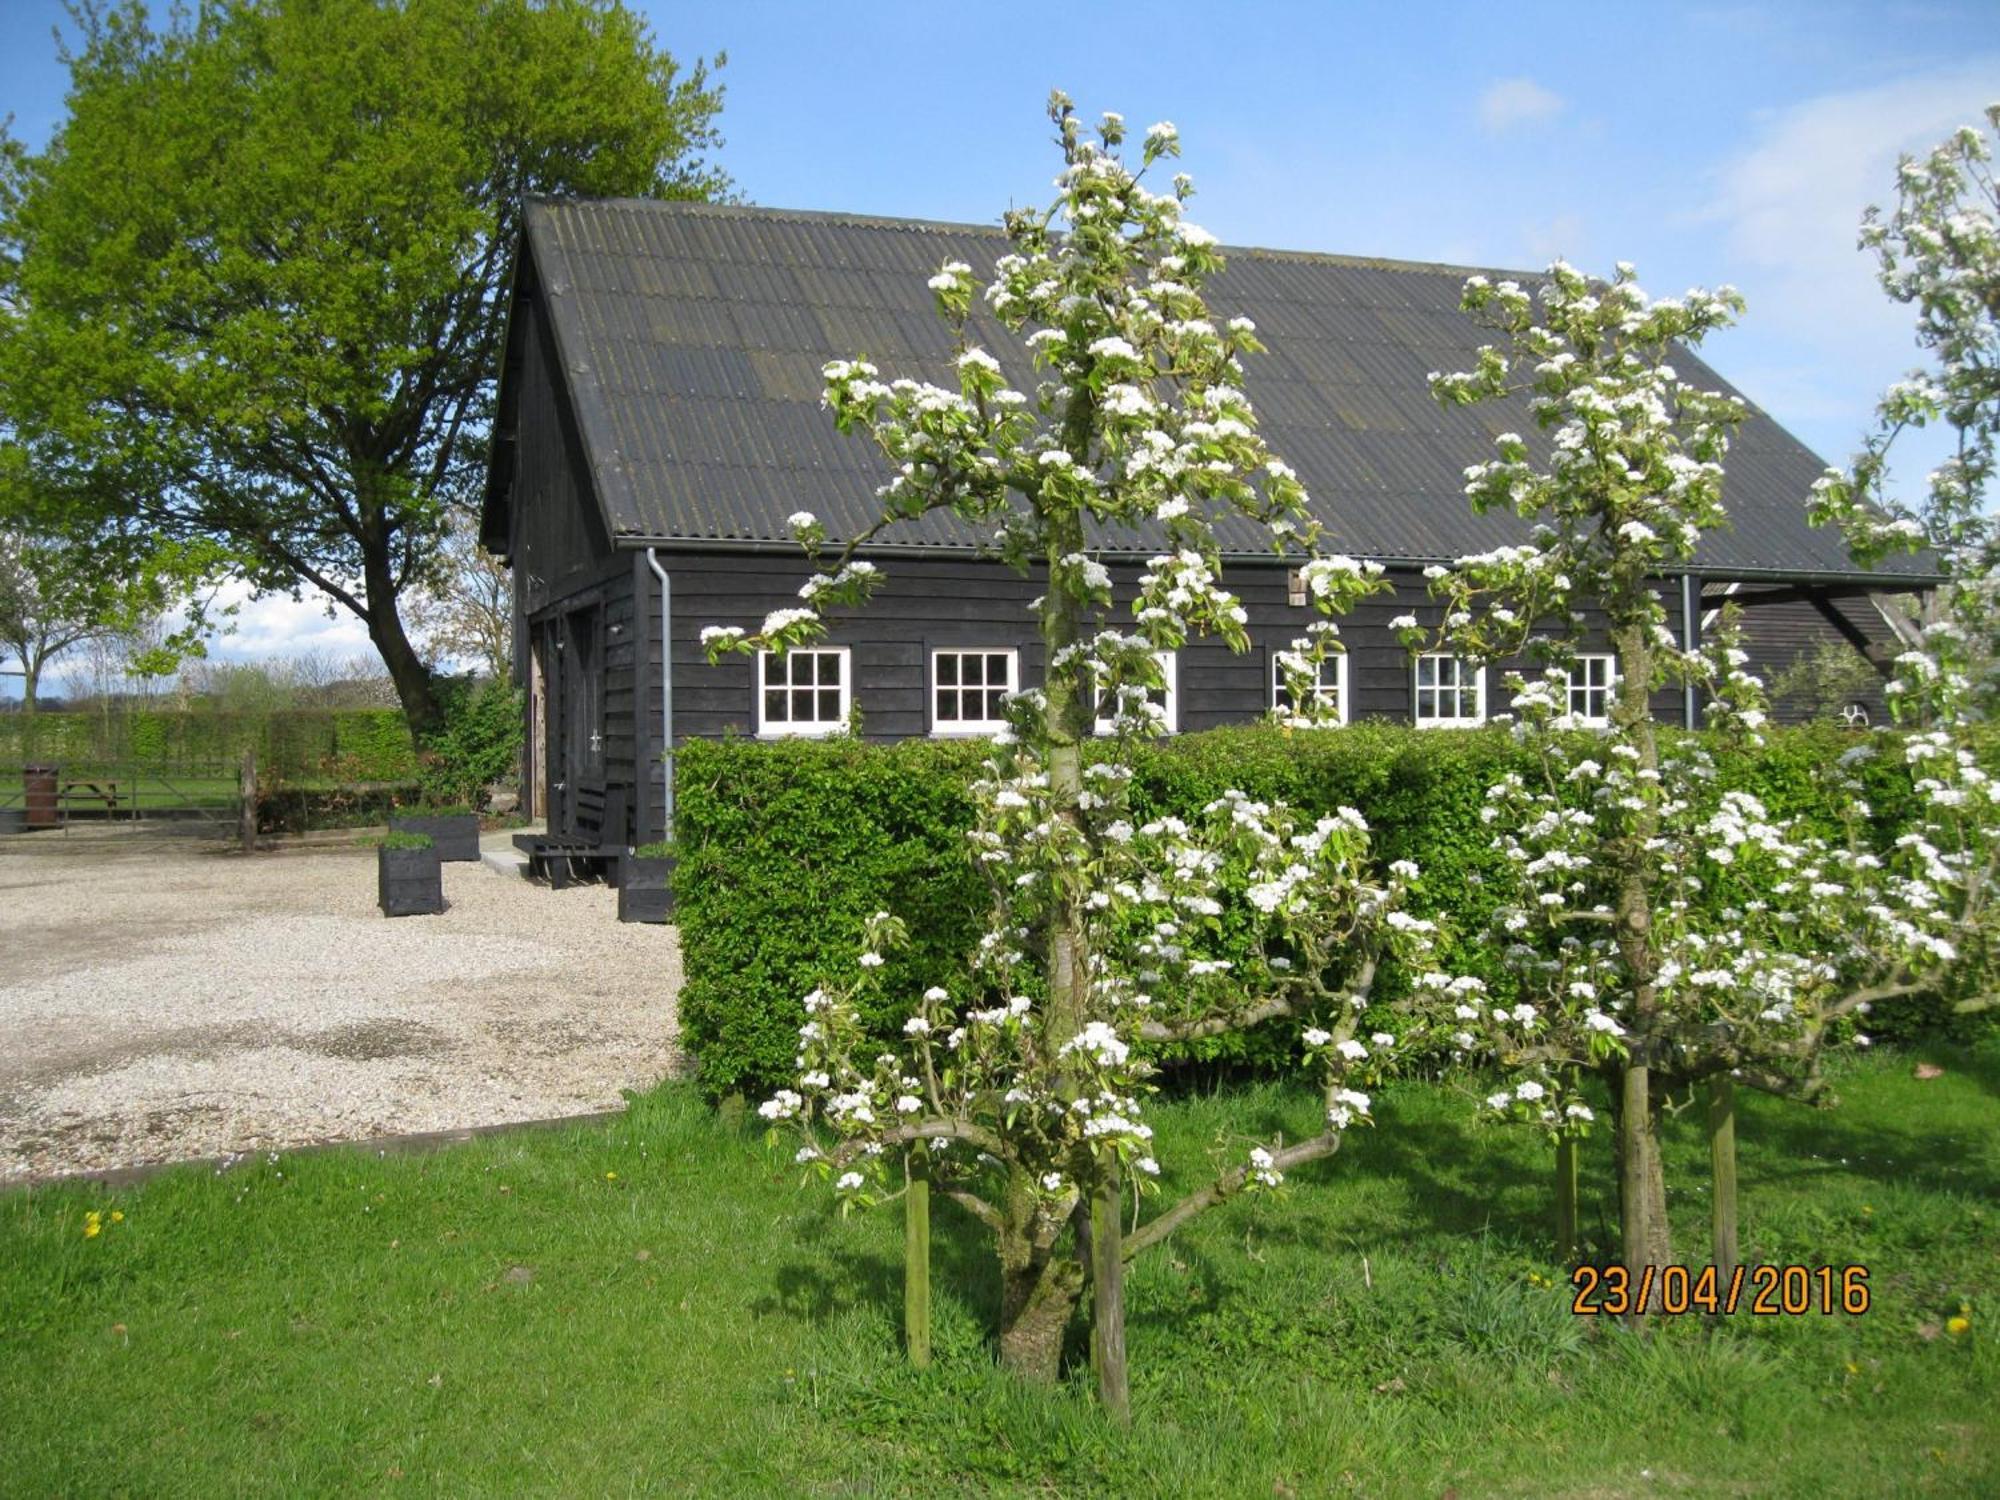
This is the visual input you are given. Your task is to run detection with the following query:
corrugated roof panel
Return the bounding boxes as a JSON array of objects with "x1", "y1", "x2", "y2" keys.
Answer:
[{"x1": 505, "y1": 198, "x2": 1931, "y2": 582}]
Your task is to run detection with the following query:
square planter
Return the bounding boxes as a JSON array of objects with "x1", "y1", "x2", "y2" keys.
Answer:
[
  {"x1": 378, "y1": 846, "x2": 446, "y2": 917},
  {"x1": 617, "y1": 855, "x2": 677, "y2": 924},
  {"x1": 390, "y1": 812, "x2": 480, "y2": 862},
  {"x1": 0, "y1": 807, "x2": 25, "y2": 835}
]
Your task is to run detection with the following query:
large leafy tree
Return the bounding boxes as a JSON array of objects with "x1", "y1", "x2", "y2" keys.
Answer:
[
  {"x1": 0, "y1": 522, "x2": 208, "y2": 713},
  {"x1": 0, "y1": 0, "x2": 728, "y2": 735}
]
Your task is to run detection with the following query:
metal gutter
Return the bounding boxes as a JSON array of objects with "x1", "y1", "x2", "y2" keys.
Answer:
[{"x1": 645, "y1": 548, "x2": 674, "y2": 839}]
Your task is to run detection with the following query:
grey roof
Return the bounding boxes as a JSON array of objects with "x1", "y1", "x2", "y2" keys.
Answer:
[{"x1": 493, "y1": 197, "x2": 1930, "y2": 583}]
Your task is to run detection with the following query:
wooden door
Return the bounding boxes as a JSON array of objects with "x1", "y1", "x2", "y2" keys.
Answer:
[
  {"x1": 564, "y1": 604, "x2": 600, "y2": 836},
  {"x1": 535, "y1": 617, "x2": 567, "y2": 834}
]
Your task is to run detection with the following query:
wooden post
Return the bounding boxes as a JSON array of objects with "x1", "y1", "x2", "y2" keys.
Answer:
[
  {"x1": 238, "y1": 749, "x2": 257, "y2": 853},
  {"x1": 1707, "y1": 1073, "x2": 1739, "y2": 1282},
  {"x1": 1555, "y1": 1133, "x2": 1579, "y2": 1267},
  {"x1": 904, "y1": 1148, "x2": 930, "y2": 1368},
  {"x1": 1090, "y1": 1158, "x2": 1131, "y2": 1427}
]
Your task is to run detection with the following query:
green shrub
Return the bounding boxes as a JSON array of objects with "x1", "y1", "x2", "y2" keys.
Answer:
[
  {"x1": 0, "y1": 708, "x2": 416, "y2": 779},
  {"x1": 415, "y1": 678, "x2": 523, "y2": 809},
  {"x1": 674, "y1": 724, "x2": 1978, "y2": 1098},
  {"x1": 257, "y1": 781, "x2": 420, "y2": 834}
]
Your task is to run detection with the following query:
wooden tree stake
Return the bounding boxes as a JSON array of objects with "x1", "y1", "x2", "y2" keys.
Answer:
[
  {"x1": 905, "y1": 1147, "x2": 931, "y2": 1368},
  {"x1": 1090, "y1": 1157, "x2": 1130, "y2": 1427},
  {"x1": 1555, "y1": 1132, "x2": 1579, "y2": 1267},
  {"x1": 1707, "y1": 1073, "x2": 1739, "y2": 1283}
]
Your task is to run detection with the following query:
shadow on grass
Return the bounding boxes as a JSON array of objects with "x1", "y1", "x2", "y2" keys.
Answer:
[
  {"x1": 751, "y1": 1192, "x2": 1002, "y2": 1334},
  {"x1": 1730, "y1": 1100, "x2": 1997, "y2": 1200}
]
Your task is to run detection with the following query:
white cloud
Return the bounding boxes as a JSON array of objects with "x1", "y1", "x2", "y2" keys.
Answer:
[
  {"x1": 1705, "y1": 62, "x2": 1999, "y2": 345},
  {"x1": 1699, "y1": 61, "x2": 1999, "y2": 490},
  {"x1": 176, "y1": 579, "x2": 375, "y2": 667},
  {"x1": 1478, "y1": 78, "x2": 1564, "y2": 134}
]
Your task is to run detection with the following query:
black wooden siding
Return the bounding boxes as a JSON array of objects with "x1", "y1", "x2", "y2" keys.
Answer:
[
  {"x1": 625, "y1": 550, "x2": 1696, "y2": 834},
  {"x1": 509, "y1": 293, "x2": 619, "y2": 614},
  {"x1": 504, "y1": 286, "x2": 644, "y2": 842},
  {"x1": 1714, "y1": 592, "x2": 1899, "y2": 725}
]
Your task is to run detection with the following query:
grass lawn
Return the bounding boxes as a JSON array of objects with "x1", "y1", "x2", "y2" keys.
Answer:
[{"x1": 2, "y1": 1042, "x2": 1994, "y2": 1497}]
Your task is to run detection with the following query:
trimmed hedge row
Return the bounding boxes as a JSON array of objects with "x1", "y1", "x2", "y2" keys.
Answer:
[
  {"x1": 0, "y1": 709, "x2": 417, "y2": 780},
  {"x1": 674, "y1": 724, "x2": 1963, "y2": 1099}
]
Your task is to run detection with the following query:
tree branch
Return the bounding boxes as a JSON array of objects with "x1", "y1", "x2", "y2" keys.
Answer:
[
  {"x1": 1123, "y1": 1130, "x2": 1345, "y2": 1261},
  {"x1": 942, "y1": 1187, "x2": 1004, "y2": 1234},
  {"x1": 1139, "y1": 994, "x2": 1294, "y2": 1043}
]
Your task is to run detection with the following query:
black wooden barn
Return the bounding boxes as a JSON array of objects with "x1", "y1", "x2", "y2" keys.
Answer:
[{"x1": 478, "y1": 198, "x2": 1932, "y2": 859}]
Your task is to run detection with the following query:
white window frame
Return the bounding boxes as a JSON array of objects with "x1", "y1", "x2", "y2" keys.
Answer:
[
  {"x1": 1413, "y1": 653, "x2": 1485, "y2": 727},
  {"x1": 929, "y1": 647, "x2": 1019, "y2": 737},
  {"x1": 1567, "y1": 654, "x2": 1616, "y2": 726},
  {"x1": 756, "y1": 646, "x2": 851, "y2": 738},
  {"x1": 1095, "y1": 651, "x2": 1178, "y2": 736},
  {"x1": 1270, "y1": 648, "x2": 1349, "y2": 725}
]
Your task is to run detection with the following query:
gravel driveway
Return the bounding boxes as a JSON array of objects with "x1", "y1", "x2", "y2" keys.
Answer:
[{"x1": 0, "y1": 826, "x2": 682, "y2": 1182}]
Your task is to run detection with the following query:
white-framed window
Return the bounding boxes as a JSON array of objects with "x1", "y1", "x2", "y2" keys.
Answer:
[
  {"x1": 1270, "y1": 648, "x2": 1348, "y2": 724},
  {"x1": 1568, "y1": 654, "x2": 1616, "y2": 725},
  {"x1": 757, "y1": 647, "x2": 850, "y2": 737},
  {"x1": 930, "y1": 648, "x2": 1018, "y2": 735},
  {"x1": 1413, "y1": 653, "x2": 1484, "y2": 727},
  {"x1": 1095, "y1": 651, "x2": 1178, "y2": 735}
]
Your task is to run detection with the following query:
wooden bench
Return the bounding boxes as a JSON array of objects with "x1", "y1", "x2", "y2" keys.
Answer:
[
  {"x1": 513, "y1": 786, "x2": 628, "y2": 888},
  {"x1": 60, "y1": 779, "x2": 124, "y2": 817}
]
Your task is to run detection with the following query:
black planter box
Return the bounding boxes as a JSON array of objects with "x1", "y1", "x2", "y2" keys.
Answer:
[
  {"x1": 378, "y1": 846, "x2": 446, "y2": 917},
  {"x1": 0, "y1": 807, "x2": 25, "y2": 835},
  {"x1": 390, "y1": 812, "x2": 480, "y2": 862},
  {"x1": 617, "y1": 855, "x2": 676, "y2": 924}
]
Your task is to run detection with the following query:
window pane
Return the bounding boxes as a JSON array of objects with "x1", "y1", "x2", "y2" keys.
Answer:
[
  {"x1": 818, "y1": 688, "x2": 840, "y2": 720},
  {"x1": 937, "y1": 654, "x2": 958, "y2": 686},
  {"x1": 765, "y1": 689, "x2": 786, "y2": 722}
]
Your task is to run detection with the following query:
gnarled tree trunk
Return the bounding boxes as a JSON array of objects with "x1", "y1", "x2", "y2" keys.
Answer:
[{"x1": 997, "y1": 1168, "x2": 1082, "y2": 1380}]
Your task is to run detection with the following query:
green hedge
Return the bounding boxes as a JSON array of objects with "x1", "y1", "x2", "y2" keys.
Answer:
[
  {"x1": 0, "y1": 709, "x2": 417, "y2": 780},
  {"x1": 674, "y1": 724, "x2": 1958, "y2": 1099}
]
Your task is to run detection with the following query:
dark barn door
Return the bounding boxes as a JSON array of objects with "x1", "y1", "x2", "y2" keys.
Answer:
[
  {"x1": 536, "y1": 605, "x2": 604, "y2": 838},
  {"x1": 563, "y1": 604, "x2": 605, "y2": 835}
]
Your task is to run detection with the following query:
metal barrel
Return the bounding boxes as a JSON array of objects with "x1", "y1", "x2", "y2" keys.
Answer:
[{"x1": 22, "y1": 765, "x2": 58, "y2": 829}]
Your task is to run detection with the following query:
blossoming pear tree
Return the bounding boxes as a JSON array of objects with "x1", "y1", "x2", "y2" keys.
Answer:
[
  {"x1": 1422, "y1": 262, "x2": 1995, "y2": 1298},
  {"x1": 705, "y1": 93, "x2": 1457, "y2": 1419},
  {"x1": 1809, "y1": 104, "x2": 2000, "y2": 707}
]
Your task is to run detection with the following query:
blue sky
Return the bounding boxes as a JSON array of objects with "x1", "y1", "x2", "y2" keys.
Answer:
[{"x1": 1, "y1": 0, "x2": 1996, "y2": 686}]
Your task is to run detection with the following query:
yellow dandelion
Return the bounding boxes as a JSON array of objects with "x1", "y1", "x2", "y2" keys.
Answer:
[
  {"x1": 1946, "y1": 1315, "x2": 1970, "y2": 1337},
  {"x1": 604, "y1": 1171, "x2": 618, "y2": 1181},
  {"x1": 1844, "y1": 1360, "x2": 1860, "y2": 1375},
  {"x1": 110, "y1": 1211, "x2": 124, "y2": 1223},
  {"x1": 83, "y1": 1221, "x2": 101, "y2": 1240}
]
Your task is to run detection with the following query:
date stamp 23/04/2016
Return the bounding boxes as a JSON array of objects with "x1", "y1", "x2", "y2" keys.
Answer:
[{"x1": 1570, "y1": 1264, "x2": 1871, "y2": 1317}]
